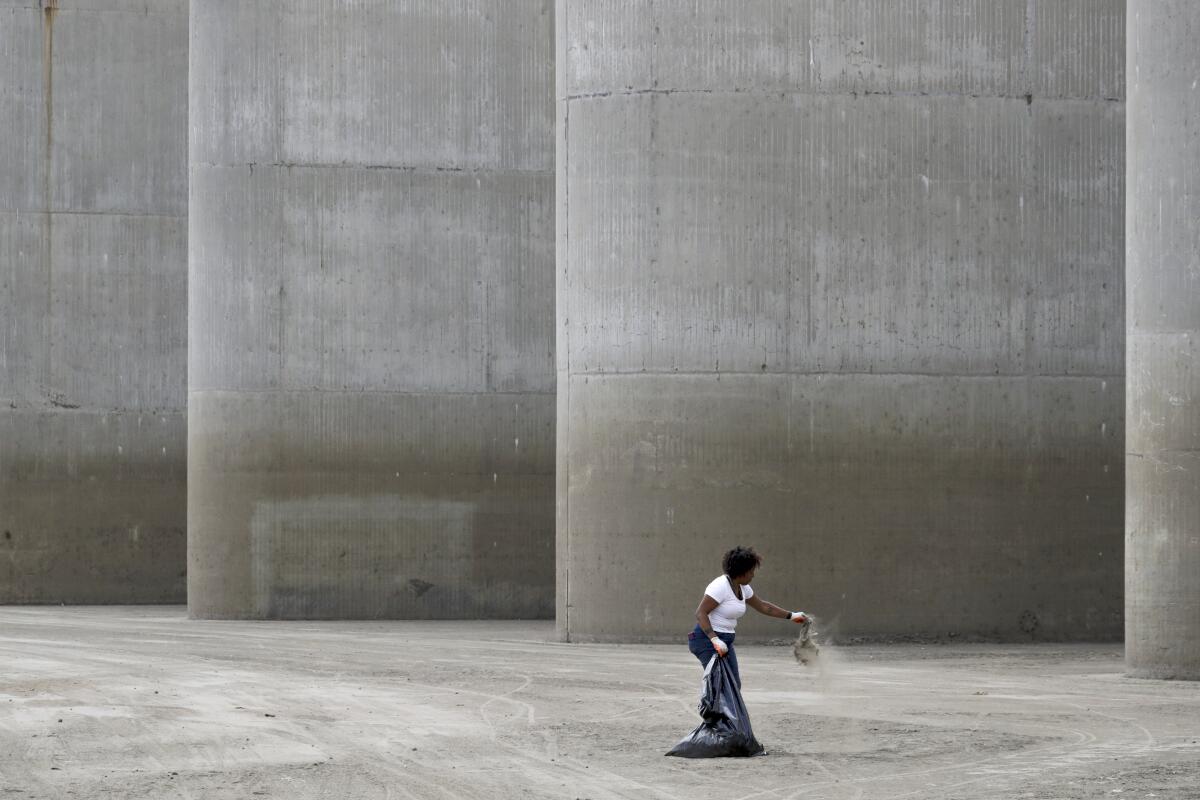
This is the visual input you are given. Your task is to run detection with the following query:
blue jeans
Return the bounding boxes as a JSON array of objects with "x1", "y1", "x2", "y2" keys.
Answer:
[{"x1": 688, "y1": 625, "x2": 741, "y2": 689}]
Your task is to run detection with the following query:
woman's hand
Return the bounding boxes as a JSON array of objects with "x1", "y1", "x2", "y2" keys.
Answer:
[
  {"x1": 710, "y1": 637, "x2": 729, "y2": 657},
  {"x1": 789, "y1": 611, "x2": 810, "y2": 624}
]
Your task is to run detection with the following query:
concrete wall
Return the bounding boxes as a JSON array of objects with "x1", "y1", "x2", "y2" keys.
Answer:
[
  {"x1": 558, "y1": 0, "x2": 1125, "y2": 642},
  {"x1": 0, "y1": 0, "x2": 188, "y2": 602},
  {"x1": 188, "y1": 1, "x2": 555, "y2": 618},
  {"x1": 1126, "y1": 1, "x2": 1200, "y2": 680}
]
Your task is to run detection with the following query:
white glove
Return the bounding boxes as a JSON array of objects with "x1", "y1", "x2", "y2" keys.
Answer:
[
  {"x1": 710, "y1": 637, "x2": 729, "y2": 657},
  {"x1": 789, "y1": 611, "x2": 810, "y2": 624}
]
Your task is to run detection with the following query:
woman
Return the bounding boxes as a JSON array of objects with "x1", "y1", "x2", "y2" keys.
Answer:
[{"x1": 689, "y1": 546, "x2": 809, "y2": 688}]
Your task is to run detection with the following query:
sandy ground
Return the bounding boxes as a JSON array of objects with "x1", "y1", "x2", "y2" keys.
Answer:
[{"x1": 1, "y1": 608, "x2": 1198, "y2": 800}]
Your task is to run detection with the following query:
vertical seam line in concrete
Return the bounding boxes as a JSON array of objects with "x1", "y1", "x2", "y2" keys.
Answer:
[
  {"x1": 562, "y1": 68, "x2": 571, "y2": 645},
  {"x1": 1023, "y1": 0, "x2": 1035, "y2": 97},
  {"x1": 1021, "y1": 0, "x2": 1036, "y2": 386},
  {"x1": 41, "y1": 0, "x2": 56, "y2": 397},
  {"x1": 556, "y1": 0, "x2": 570, "y2": 641}
]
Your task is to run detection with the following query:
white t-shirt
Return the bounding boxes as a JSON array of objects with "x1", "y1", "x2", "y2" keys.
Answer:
[{"x1": 704, "y1": 575, "x2": 754, "y2": 634}]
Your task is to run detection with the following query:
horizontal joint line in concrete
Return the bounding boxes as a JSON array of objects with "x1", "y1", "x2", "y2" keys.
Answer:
[
  {"x1": 3, "y1": 5, "x2": 181, "y2": 15},
  {"x1": 193, "y1": 162, "x2": 553, "y2": 178},
  {"x1": 255, "y1": 471, "x2": 553, "y2": 478},
  {"x1": 2, "y1": 406, "x2": 184, "y2": 415},
  {"x1": 569, "y1": 370, "x2": 1124, "y2": 380},
  {"x1": 11, "y1": 472, "x2": 547, "y2": 484},
  {"x1": 565, "y1": 88, "x2": 1122, "y2": 105},
  {"x1": 189, "y1": 389, "x2": 554, "y2": 398},
  {"x1": 0, "y1": 209, "x2": 185, "y2": 221},
  {"x1": 1128, "y1": 330, "x2": 1197, "y2": 337}
]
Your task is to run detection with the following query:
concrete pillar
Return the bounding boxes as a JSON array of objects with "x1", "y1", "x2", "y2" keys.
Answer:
[
  {"x1": 1126, "y1": 2, "x2": 1200, "y2": 679},
  {"x1": 558, "y1": 1, "x2": 1125, "y2": 641},
  {"x1": 0, "y1": 1, "x2": 188, "y2": 602},
  {"x1": 189, "y1": 1, "x2": 555, "y2": 618}
]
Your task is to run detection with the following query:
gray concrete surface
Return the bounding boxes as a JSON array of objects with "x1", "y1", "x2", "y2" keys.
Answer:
[
  {"x1": 1126, "y1": 2, "x2": 1200, "y2": 680},
  {"x1": 2, "y1": 608, "x2": 1199, "y2": 799},
  {"x1": 557, "y1": 1, "x2": 1126, "y2": 642},
  {"x1": 0, "y1": 0, "x2": 188, "y2": 602},
  {"x1": 188, "y1": 1, "x2": 555, "y2": 618}
]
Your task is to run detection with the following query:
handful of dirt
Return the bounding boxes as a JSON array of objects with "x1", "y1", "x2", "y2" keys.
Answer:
[{"x1": 792, "y1": 618, "x2": 821, "y2": 666}]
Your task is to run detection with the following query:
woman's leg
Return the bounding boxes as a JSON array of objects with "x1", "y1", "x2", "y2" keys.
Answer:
[{"x1": 688, "y1": 626, "x2": 717, "y2": 667}]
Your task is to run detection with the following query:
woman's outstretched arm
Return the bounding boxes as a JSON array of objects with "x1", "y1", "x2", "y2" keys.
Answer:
[{"x1": 747, "y1": 594, "x2": 806, "y2": 621}]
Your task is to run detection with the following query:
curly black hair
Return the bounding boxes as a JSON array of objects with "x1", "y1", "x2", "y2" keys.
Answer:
[{"x1": 722, "y1": 546, "x2": 762, "y2": 579}]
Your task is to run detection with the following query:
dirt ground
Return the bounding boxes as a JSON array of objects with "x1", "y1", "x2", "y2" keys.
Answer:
[{"x1": 1, "y1": 608, "x2": 1198, "y2": 800}]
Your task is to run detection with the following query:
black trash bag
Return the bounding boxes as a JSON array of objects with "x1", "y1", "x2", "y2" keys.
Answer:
[{"x1": 665, "y1": 654, "x2": 765, "y2": 758}]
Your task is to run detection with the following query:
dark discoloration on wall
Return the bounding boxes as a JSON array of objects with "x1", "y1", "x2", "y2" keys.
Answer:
[
  {"x1": 42, "y1": 0, "x2": 56, "y2": 152},
  {"x1": 187, "y1": 391, "x2": 554, "y2": 620}
]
